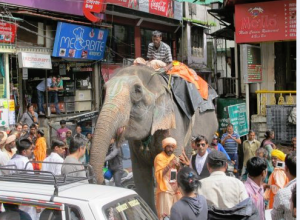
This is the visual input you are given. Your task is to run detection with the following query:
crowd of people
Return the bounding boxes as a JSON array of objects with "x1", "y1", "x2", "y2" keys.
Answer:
[
  {"x1": 0, "y1": 118, "x2": 94, "y2": 220},
  {"x1": 154, "y1": 124, "x2": 297, "y2": 220}
]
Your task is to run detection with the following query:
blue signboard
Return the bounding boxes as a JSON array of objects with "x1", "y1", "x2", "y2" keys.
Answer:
[{"x1": 52, "y1": 22, "x2": 109, "y2": 60}]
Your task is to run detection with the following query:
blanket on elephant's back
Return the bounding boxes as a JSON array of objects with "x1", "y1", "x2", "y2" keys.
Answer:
[
  {"x1": 160, "y1": 72, "x2": 217, "y2": 119},
  {"x1": 167, "y1": 62, "x2": 209, "y2": 99}
]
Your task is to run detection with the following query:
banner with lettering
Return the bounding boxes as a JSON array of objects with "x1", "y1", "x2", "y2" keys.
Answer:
[
  {"x1": 52, "y1": 22, "x2": 109, "y2": 60},
  {"x1": 235, "y1": 0, "x2": 296, "y2": 43},
  {"x1": 83, "y1": 0, "x2": 106, "y2": 23},
  {"x1": 105, "y1": 0, "x2": 182, "y2": 20},
  {"x1": 0, "y1": 21, "x2": 17, "y2": 43}
]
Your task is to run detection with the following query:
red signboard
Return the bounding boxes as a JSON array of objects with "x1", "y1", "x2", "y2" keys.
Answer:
[
  {"x1": 0, "y1": 22, "x2": 17, "y2": 43},
  {"x1": 83, "y1": 0, "x2": 106, "y2": 23},
  {"x1": 235, "y1": 0, "x2": 296, "y2": 43},
  {"x1": 105, "y1": 0, "x2": 182, "y2": 20},
  {"x1": 149, "y1": 0, "x2": 173, "y2": 17}
]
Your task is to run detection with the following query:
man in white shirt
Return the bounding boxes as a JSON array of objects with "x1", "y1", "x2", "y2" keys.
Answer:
[
  {"x1": 41, "y1": 139, "x2": 67, "y2": 175},
  {"x1": 6, "y1": 138, "x2": 38, "y2": 220},
  {"x1": 272, "y1": 151, "x2": 296, "y2": 220},
  {"x1": 189, "y1": 135, "x2": 210, "y2": 179},
  {"x1": 7, "y1": 138, "x2": 34, "y2": 172},
  {"x1": 198, "y1": 151, "x2": 248, "y2": 209}
]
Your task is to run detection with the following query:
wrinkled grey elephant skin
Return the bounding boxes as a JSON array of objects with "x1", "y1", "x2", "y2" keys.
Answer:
[{"x1": 90, "y1": 66, "x2": 218, "y2": 212}]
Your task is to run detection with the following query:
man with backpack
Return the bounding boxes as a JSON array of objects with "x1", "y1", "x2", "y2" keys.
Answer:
[{"x1": 105, "y1": 138, "x2": 124, "y2": 187}]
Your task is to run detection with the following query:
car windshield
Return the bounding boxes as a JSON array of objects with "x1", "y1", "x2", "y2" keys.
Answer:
[{"x1": 103, "y1": 195, "x2": 158, "y2": 220}]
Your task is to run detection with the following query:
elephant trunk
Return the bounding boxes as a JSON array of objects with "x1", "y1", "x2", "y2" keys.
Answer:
[{"x1": 90, "y1": 89, "x2": 130, "y2": 184}]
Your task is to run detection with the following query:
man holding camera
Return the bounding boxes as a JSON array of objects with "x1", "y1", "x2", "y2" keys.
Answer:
[
  {"x1": 154, "y1": 137, "x2": 181, "y2": 220},
  {"x1": 265, "y1": 149, "x2": 289, "y2": 209},
  {"x1": 272, "y1": 151, "x2": 296, "y2": 220}
]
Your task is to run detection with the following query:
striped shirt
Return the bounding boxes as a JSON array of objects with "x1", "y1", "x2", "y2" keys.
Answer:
[
  {"x1": 147, "y1": 41, "x2": 172, "y2": 63},
  {"x1": 221, "y1": 132, "x2": 240, "y2": 154},
  {"x1": 271, "y1": 178, "x2": 296, "y2": 220}
]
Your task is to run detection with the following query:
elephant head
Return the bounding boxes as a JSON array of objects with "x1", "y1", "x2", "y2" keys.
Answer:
[{"x1": 90, "y1": 66, "x2": 176, "y2": 183}]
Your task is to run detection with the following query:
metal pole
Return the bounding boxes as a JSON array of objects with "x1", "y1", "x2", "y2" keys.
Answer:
[
  {"x1": 45, "y1": 70, "x2": 48, "y2": 116},
  {"x1": 245, "y1": 83, "x2": 250, "y2": 128},
  {"x1": 234, "y1": 37, "x2": 239, "y2": 98},
  {"x1": 257, "y1": 83, "x2": 261, "y2": 115},
  {"x1": 225, "y1": 39, "x2": 227, "y2": 77},
  {"x1": 181, "y1": 19, "x2": 183, "y2": 62}
]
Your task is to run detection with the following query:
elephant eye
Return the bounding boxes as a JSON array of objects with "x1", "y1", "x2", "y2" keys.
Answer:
[
  {"x1": 131, "y1": 84, "x2": 143, "y2": 102},
  {"x1": 134, "y1": 84, "x2": 142, "y2": 93}
]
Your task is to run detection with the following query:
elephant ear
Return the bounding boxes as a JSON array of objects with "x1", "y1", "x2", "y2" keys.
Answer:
[{"x1": 151, "y1": 89, "x2": 176, "y2": 135}]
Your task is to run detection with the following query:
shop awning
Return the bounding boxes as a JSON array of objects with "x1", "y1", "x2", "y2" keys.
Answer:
[{"x1": 209, "y1": 26, "x2": 234, "y2": 40}]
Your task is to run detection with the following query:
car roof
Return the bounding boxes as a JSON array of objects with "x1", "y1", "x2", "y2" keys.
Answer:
[{"x1": 0, "y1": 181, "x2": 136, "y2": 202}]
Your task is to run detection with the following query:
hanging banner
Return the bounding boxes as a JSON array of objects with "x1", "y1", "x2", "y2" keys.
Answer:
[
  {"x1": 105, "y1": 0, "x2": 182, "y2": 20},
  {"x1": 0, "y1": 21, "x2": 17, "y2": 44},
  {"x1": 235, "y1": 0, "x2": 296, "y2": 43},
  {"x1": 241, "y1": 45, "x2": 262, "y2": 83},
  {"x1": 228, "y1": 103, "x2": 249, "y2": 137},
  {"x1": 52, "y1": 22, "x2": 109, "y2": 60},
  {"x1": 0, "y1": 108, "x2": 9, "y2": 127},
  {"x1": 83, "y1": 0, "x2": 106, "y2": 23}
]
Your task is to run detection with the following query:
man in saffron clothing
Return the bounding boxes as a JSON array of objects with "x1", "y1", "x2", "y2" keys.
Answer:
[
  {"x1": 265, "y1": 149, "x2": 289, "y2": 209},
  {"x1": 154, "y1": 137, "x2": 182, "y2": 220}
]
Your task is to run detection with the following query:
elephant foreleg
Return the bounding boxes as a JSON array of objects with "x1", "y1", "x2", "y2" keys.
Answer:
[{"x1": 130, "y1": 141, "x2": 156, "y2": 214}]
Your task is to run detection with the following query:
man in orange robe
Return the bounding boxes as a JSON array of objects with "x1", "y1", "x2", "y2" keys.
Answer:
[
  {"x1": 154, "y1": 137, "x2": 182, "y2": 220},
  {"x1": 33, "y1": 129, "x2": 47, "y2": 170},
  {"x1": 265, "y1": 149, "x2": 289, "y2": 209}
]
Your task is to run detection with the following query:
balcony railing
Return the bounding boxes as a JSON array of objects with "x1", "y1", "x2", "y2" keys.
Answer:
[{"x1": 256, "y1": 90, "x2": 296, "y2": 116}]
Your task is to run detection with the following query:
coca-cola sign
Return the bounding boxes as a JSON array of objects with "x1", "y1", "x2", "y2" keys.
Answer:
[
  {"x1": 235, "y1": 0, "x2": 296, "y2": 43},
  {"x1": 105, "y1": 0, "x2": 181, "y2": 20}
]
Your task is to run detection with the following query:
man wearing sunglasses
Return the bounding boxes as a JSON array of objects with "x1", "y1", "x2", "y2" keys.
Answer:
[
  {"x1": 189, "y1": 135, "x2": 210, "y2": 180},
  {"x1": 147, "y1": 30, "x2": 173, "y2": 71}
]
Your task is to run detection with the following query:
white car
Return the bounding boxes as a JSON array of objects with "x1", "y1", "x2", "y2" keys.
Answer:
[{"x1": 0, "y1": 165, "x2": 158, "y2": 220}]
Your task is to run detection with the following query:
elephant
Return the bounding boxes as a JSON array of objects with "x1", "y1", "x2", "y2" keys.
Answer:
[{"x1": 90, "y1": 65, "x2": 218, "y2": 212}]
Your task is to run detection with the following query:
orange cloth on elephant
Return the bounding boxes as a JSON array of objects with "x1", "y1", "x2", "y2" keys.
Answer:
[
  {"x1": 33, "y1": 137, "x2": 47, "y2": 170},
  {"x1": 265, "y1": 167, "x2": 289, "y2": 209},
  {"x1": 154, "y1": 151, "x2": 181, "y2": 219},
  {"x1": 167, "y1": 62, "x2": 209, "y2": 99}
]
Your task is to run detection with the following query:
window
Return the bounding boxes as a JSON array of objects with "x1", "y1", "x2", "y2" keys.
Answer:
[
  {"x1": 66, "y1": 205, "x2": 85, "y2": 220},
  {"x1": 191, "y1": 26, "x2": 204, "y2": 58},
  {"x1": 105, "y1": 24, "x2": 135, "y2": 63},
  {"x1": 103, "y1": 195, "x2": 158, "y2": 220}
]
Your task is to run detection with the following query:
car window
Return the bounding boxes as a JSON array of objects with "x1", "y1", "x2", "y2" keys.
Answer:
[
  {"x1": 66, "y1": 205, "x2": 85, "y2": 220},
  {"x1": 103, "y1": 195, "x2": 158, "y2": 220}
]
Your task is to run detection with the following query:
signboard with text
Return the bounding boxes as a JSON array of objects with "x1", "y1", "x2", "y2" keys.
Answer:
[
  {"x1": 241, "y1": 45, "x2": 262, "y2": 83},
  {"x1": 18, "y1": 52, "x2": 52, "y2": 69},
  {"x1": 228, "y1": 103, "x2": 249, "y2": 137},
  {"x1": 106, "y1": 0, "x2": 182, "y2": 20},
  {"x1": 83, "y1": 0, "x2": 106, "y2": 23},
  {"x1": 0, "y1": 22, "x2": 17, "y2": 44},
  {"x1": 52, "y1": 22, "x2": 109, "y2": 60},
  {"x1": 235, "y1": 0, "x2": 296, "y2": 43}
]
